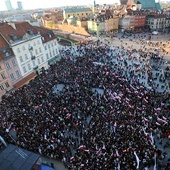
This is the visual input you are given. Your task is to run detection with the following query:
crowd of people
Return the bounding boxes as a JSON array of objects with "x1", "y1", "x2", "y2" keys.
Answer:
[{"x1": 0, "y1": 42, "x2": 170, "y2": 170}]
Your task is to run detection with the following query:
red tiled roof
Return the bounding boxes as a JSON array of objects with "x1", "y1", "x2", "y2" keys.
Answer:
[
  {"x1": 13, "y1": 72, "x2": 37, "y2": 89},
  {"x1": 0, "y1": 34, "x2": 8, "y2": 49},
  {"x1": 0, "y1": 22, "x2": 56, "y2": 44},
  {"x1": 33, "y1": 26, "x2": 56, "y2": 42}
]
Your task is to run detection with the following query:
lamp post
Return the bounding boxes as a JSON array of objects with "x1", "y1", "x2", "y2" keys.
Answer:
[{"x1": 96, "y1": 19, "x2": 100, "y2": 46}]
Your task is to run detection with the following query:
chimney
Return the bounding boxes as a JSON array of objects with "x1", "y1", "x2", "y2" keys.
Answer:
[{"x1": 7, "y1": 22, "x2": 16, "y2": 30}]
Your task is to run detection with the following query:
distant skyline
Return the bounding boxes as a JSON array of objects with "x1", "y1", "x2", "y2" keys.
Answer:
[
  {"x1": 0, "y1": 0, "x2": 117, "y2": 11},
  {"x1": 0, "y1": 0, "x2": 169, "y2": 11}
]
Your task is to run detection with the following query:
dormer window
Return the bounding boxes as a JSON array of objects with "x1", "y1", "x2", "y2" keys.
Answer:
[
  {"x1": 5, "y1": 52, "x2": 9, "y2": 57},
  {"x1": 9, "y1": 34, "x2": 18, "y2": 41},
  {"x1": 41, "y1": 36, "x2": 45, "y2": 42},
  {"x1": 48, "y1": 33, "x2": 52, "y2": 38},
  {"x1": 27, "y1": 29, "x2": 33, "y2": 35}
]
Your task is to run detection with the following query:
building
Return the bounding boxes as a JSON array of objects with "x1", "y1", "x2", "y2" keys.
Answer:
[
  {"x1": 165, "y1": 17, "x2": 170, "y2": 30},
  {"x1": 87, "y1": 15, "x2": 119, "y2": 34},
  {"x1": 128, "y1": 10, "x2": 146, "y2": 29},
  {"x1": 41, "y1": 10, "x2": 64, "y2": 28},
  {"x1": 146, "y1": 14, "x2": 167, "y2": 31},
  {"x1": 0, "y1": 25, "x2": 21, "y2": 97},
  {"x1": 120, "y1": 0, "x2": 134, "y2": 6},
  {"x1": 5, "y1": 0, "x2": 13, "y2": 11},
  {"x1": 76, "y1": 17, "x2": 88, "y2": 29},
  {"x1": 134, "y1": 0, "x2": 161, "y2": 11},
  {"x1": 0, "y1": 22, "x2": 59, "y2": 97},
  {"x1": 119, "y1": 15, "x2": 135, "y2": 31},
  {"x1": 17, "y1": 1, "x2": 23, "y2": 10},
  {"x1": 63, "y1": 7, "x2": 92, "y2": 20},
  {"x1": 104, "y1": 16, "x2": 119, "y2": 33}
]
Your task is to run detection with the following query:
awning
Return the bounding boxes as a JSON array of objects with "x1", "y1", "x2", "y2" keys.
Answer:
[
  {"x1": 0, "y1": 144, "x2": 40, "y2": 170},
  {"x1": 13, "y1": 72, "x2": 37, "y2": 89},
  {"x1": 48, "y1": 55, "x2": 61, "y2": 65},
  {"x1": 38, "y1": 164, "x2": 55, "y2": 170}
]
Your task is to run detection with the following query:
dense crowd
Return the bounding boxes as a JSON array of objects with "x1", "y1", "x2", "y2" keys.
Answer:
[{"x1": 0, "y1": 43, "x2": 170, "y2": 170}]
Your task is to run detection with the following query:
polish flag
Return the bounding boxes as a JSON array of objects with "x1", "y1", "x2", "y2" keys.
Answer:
[
  {"x1": 79, "y1": 145, "x2": 85, "y2": 150},
  {"x1": 156, "y1": 122, "x2": 161, "y2": 126},
  {"x1": 143, "y1": 98, "x2": 148, "y2": 103},
  {"x1": 70, "y1": 156, "x2": 74, "y2": 160}
]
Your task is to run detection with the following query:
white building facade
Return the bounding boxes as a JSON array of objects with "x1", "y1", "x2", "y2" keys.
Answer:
[
  {"x1": 0, "y1": 22, "x2": 60, "y2": 89},
  {"x1": 146, "y1": 14, "x2": 166, "y2": 31}
]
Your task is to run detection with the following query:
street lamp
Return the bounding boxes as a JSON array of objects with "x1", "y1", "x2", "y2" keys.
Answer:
[{"x1": 96, "y1": 19, "x2": 100, "y2": 46}]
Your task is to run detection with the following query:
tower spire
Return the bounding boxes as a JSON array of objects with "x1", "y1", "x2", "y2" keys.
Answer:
[{"x1": 94, "y1": 0, "x2": 96, "y2": 7}]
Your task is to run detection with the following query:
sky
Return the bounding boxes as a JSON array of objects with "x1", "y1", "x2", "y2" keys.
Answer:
[
  {"x1": 0, "y1": 0, "x2": 120, "y2": 11},
  {"x1": 0, "y1": 0, "x2": 169, "y2": 11}
]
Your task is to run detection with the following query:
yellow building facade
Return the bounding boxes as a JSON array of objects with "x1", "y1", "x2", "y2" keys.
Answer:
[
  {"x1": 0, "y1": 62, "x2": 13, "y2": 98},
  {"x1": 63, "y1": 7, "x2": 92, "y2": 19}
]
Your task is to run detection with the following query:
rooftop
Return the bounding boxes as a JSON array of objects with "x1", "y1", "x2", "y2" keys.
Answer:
[
  {"x1": 64, "y1": 7, "x2": 92, "y2": 13},
  {"x1": 0, "y1": 144, "x2": 40, "y2": 170}
]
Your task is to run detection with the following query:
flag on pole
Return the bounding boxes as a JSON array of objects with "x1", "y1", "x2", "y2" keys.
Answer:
[{"x1": 134, "y1": 151, "x2": 140, "y2": 169}]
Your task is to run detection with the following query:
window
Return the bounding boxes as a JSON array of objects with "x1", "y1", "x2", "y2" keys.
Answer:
[
  {"x1": 30, "y1": 51, "x2": 33, "y2": 57},
  {"x1": 5, "y1": 82, "x2": 10, "y2": 88},
  {"x1": 17, "y1": 48, "x2": 20, "y2": 53},
  {"x1": 48, "y1": 44, "x2": 50, "y2": 49},
  {"x1": 22, "y1": 66, "x2": 27, "y2": 73},
  {"x1": 25, "y1": 54, "x2": 28, "y2": 60},
  {"x1": 1, "y1": 73, "x2": 6, "y2": 79},
  {"x1": 16, "y1": 70, "x2": 20, "y2": 77},
  {"x1": 45, "y1": 46, "x2": 47, "y2": 50},
  {"x1": 38, "y1": 58, "x2": 40, "y2": 64},
  {"x1": 0, "y1": 85, "x2": 4, "y2": 91},
  {"x1": 54, "y1": 41, "x2": 56, "y2": 46},
  {"x1": 53, "y1": 50, "x2": 55, "y2": 56},
  {"x1": 12, "y1": 59, "x2": 16, "y2": 66},
  {"x1": 22, "y1": 46, "x2": 26, "y2": 51},
  {"x1": 34, "y1": 42, "x2": 36, "y2": 46},
  {"x1": 28, "y1": 63, "x2": 31, "y2": 70},
  {"x1": 0, "y1": 65, "x2": 2, "y2": 70},
  {"x1": 19, "y1": 56, "x2": 23, "y2": 63},
  {"x1": 5, "y1": 62, "x2": 11, "y2": 69},
  {"x1": 41, "y1": 56, "x2": 44, "y2": 62},
  {"x1": 56, "y1": 49, "x2": 58, "y2": 54},
  {"x1": 35, "y1": 49, "x2": 38, "y2": 55},
  {"x1": 33, "y1": 60, "x2": 36, "y2": 66},
  {"x1": 50, "y1": 52, "x2": 52, "y2": 58},
  {"x1": 10, "y1": 73, "x2": 15, "y2": 80},
  {"x1": 46, "y1": 53, "x2": 49, "y2": 59},
  {"x1": 39, "y1": 47, "x2": 42, "y2": 53}
]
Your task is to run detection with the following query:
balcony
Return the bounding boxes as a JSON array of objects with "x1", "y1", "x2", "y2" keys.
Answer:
[
  {"x1": 33, "y1": 65, "x2": 38, "y2": 70},
  {"x1": 28, "y1": 46, "x2": 33, "y2": 51},
  {"x1": 31, "y1": 56, "x2": 36, "y2": 60}
]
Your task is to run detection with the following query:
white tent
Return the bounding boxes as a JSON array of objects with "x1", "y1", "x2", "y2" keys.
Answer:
[{"x1": 152, "y1": 31, "x2": 158, "y2": 35}]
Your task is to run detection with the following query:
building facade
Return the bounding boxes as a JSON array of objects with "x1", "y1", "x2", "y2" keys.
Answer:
[
  {"x1": 119, "y1": 15, "x2": 135, "y2": 31},
  {"x1": 128, "y1": 11, "x2": 146, "y2": 29},
  {"x1": 0, "y1": 62, "x2": 13, "y2": 97},
  {"x1": 0, "y1": 22, "x2": 59, "y2": 97},
  {"x1": 17, "y1": 1, "x2": 23, "y2": 10},
  {"x1": 146, "y1": 14, "x2": 167, "y2": 31},
  {"x1": 63, "y1": 7, "x2": 92, "y2": 20},
  {"x1": 0, "y1": 33, "x2": 20, "y2": 98},
  {"x1": 5, "y1": 0, "x2": 13, "y2": 11}
]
